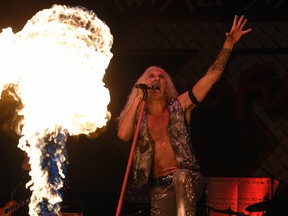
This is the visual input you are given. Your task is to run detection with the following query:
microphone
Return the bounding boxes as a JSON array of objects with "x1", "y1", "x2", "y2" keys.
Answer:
[{"x1": 135, "y1": 83, "x2": 160, "y2": 90}]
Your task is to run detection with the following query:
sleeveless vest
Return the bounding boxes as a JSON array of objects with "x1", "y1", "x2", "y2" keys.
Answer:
[{"x1": 132, "y1": 98, "x2": 200, "y2": 188}]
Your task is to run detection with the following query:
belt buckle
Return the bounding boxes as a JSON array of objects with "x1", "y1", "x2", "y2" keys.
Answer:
[
  {"x1": 166, "y1": 174, "x2": 173, "y2": 184},
  {"x1": 151, "y1": 173, "x2": 173, "y2": 186},
  {"x1": 161, "y1": 174, "x2": 173, "y2": 185}
]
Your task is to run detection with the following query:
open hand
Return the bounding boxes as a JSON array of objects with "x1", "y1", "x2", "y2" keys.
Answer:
[{"x1": 226, "y1": 15, "x2": 252, "y2": 45}]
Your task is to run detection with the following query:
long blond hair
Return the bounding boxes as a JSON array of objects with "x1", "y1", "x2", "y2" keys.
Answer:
[{"x1": 117, "y1": 66, "x2": 178, "y2": 126}]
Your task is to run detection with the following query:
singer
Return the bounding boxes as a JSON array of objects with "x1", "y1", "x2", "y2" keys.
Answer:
[{"x1": 117, "y1": 15, "x2": 252, "y2": 216}]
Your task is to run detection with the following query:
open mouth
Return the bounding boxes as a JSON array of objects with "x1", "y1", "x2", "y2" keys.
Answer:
[{"x1": 152, "y1": 83, "x2": 160, "y2": 91}]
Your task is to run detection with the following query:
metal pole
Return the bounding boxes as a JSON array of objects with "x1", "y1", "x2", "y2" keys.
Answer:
[{"x1": 116, "y1": 90, "x2": 148, "y2": 216}]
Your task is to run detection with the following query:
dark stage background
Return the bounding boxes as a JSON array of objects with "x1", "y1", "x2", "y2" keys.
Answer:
[{"x1": 0, "y1": 1, "x2": 287, "y2": 215}]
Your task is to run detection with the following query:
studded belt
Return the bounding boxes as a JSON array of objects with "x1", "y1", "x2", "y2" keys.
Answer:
[{"x1": 150, "y1": 174, "x2": 173, "y2": 186}]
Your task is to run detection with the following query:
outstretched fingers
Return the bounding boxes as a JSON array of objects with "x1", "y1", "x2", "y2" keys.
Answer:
[
  {"x1": 233, "y1": 15, "x2": 238, "y2": 27},
  {"x1": 242, "y1": 27, "x2": 252, "y2": 35},
  {"x1": 234, "y1": 15, "x2": 252, "y2": 35},
  {"x1": 240, "y1": 18, "x2": 247, "y2": 29},
  {"x1": 236, "y1": 15, "x2": 245, "y2": 28}
]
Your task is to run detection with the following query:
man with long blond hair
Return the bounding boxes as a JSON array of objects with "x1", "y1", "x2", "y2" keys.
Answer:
[{"x1": 117, "y1": 15, "x2": 252, "y2": 216}]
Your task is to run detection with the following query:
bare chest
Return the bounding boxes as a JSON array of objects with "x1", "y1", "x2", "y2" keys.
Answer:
[
  {"x1": 147, "y1": 111, "x2": 169, "y2": 142},
  {"x1": 147, "y1": 110, "x2": 179, "y2": 177}
]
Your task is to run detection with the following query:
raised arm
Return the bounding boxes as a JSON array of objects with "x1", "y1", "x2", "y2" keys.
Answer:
[{"x1": 179, "y1": 15, "x2": 252, "y2": 111}]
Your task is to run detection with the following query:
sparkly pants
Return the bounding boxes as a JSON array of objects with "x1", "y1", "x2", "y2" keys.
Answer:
[{"x1": 150, "y1": 169, "x2": 205, "y2": 216}]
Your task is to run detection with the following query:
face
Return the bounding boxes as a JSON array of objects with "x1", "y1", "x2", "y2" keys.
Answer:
[{"x1": 146, "y1": 68, "x2": 167, "y2": 98}]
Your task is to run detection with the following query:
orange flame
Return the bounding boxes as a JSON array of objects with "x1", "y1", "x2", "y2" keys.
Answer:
[{"x1": 0, "y1": 4, "x2": 113, "y2": 215}]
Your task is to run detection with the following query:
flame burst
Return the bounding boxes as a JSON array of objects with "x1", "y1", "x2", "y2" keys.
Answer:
[{"x1": 0, "y1": 4, "x2": 113, "y2": 215}]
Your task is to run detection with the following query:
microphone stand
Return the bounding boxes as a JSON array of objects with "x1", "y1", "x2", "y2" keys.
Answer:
[{"x1": 116, "y1": 89, "x2": 148, "y2": 216}]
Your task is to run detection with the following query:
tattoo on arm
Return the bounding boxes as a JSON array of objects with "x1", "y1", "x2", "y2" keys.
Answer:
[{"x1": 211, "y1": 48, "x2": 232, "y2": 71}]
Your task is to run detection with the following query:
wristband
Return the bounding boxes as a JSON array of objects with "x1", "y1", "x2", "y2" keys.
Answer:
[{"x1": 188, "y1": 90, "x2": 200, "y2": 106}]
